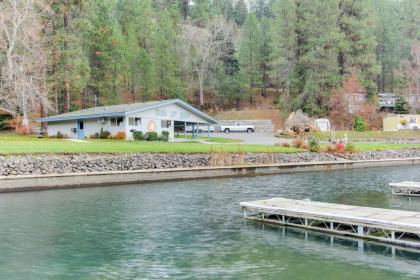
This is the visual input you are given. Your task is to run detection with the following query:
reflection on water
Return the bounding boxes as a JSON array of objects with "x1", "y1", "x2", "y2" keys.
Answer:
[
  {"x1": 249, "y1": 222, "x2": 420, "y2": 269},
  {"x1": 0, "y1": 165, "x2": 420, "y2": 279}
]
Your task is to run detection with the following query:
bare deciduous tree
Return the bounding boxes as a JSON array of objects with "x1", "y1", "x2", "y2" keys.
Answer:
[
  {"x1": 183, "y1": 17, "x2": 232, "y2": 106},
  {"x1": 0, "y1": 0, "x2": 48, "y2": 128}
]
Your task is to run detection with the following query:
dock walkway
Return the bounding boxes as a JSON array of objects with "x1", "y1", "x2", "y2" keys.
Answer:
[
  {"x1": 390, "y1": 181, "x2": 420, "y2": 196},
  {"x1": 240, "y1": 197, "x2": 420, "y2": 248}
]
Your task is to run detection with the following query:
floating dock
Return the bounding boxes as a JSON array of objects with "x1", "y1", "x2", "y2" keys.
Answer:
[
  {"x1": 240, "y1": 197, "x2": 420, "y2": 248},
  {"x1": 390, "y1": 181, "x2": 420, "y2": 196}
]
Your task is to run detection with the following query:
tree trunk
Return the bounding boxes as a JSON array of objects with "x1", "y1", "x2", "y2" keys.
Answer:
[
  {"x1": 40, "y1": 102, "x2": 47, "y2": 131},
  {"x1": 62, "y1": 0, "x2": 70, "y2": 113},
  {"x1": 338, "y1": 50, "x2": 345, "y2": 77},
  {"x1": 198, "y1": 74, "x2": 204, "y2": 106},
  {"x1": 130, "y1": 63, "x2": 136, "y2": 102},
  {"x1": 52, "y1": 62, "x2": 58, "y2": 113}
]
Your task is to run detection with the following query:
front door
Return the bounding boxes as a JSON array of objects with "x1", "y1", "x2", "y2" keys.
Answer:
[{"x1": 77, "y1": 120, "x2": 84, "y2": 139}]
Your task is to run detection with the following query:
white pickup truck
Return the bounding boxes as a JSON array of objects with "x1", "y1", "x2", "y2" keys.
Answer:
[{"x1": 220, "y1": 122, "x2": 255, "y2": 134}]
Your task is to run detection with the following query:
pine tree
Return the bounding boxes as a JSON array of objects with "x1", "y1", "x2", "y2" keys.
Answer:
[
  {"x1": 190, "y1": 0, "x2": 211, "y2": 27},
  {"x1": 238, "y1": 13, "x2": 261, "y2": 104},
  {"x1": 117, "y1": 0, "x2": 155, "y2": 101},
  {"x1": 258, "y1": 18, "x2": 272, "y2": 97},
  {"x1": 294, "y1": 0, "x2": 341, "y2": 116},
  {"x1": 233, "y1": 0, "x2": 248, "y2": 26},
  {"x1": 374, "y1": 0, "x2": 407, "y2": 93},
  {"x1": 337, "y1": 0, "x2": 379, "y2": 97},
  {"x1": 47, "y1": 0, "x2": 90, "y2": 112},
  {"x1": 216, "y1": 30, "x2": 243, "y2": 107},
  {"x1": 394, "y1": 96, "x2": 410, "y2": 114},
  {"x1": 152, "y1": 10, "x2": 184, "y2": 99},
  {"x1": 88, "y1": 0, "x2": 125, "y2": 105},
  {"x1": 269, "y1": 0, "x2": 297, "y2": 98}
]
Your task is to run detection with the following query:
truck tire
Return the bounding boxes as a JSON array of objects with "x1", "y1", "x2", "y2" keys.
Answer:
[
  {"x1": 224, "y1": 128, "x2": 230, "y2": 134},
  {"x1": 246, "y1": 128, "x2": 253, "y2": 133}
]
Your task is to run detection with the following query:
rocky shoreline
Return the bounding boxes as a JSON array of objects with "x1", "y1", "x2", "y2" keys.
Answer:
[{"x1": 0, "y1": 149, "x2": 419, "y2": 177}]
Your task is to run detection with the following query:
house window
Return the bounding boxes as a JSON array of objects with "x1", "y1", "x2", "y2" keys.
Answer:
[
  {"x1": 98, "y1": 117, "x2": 107, "y2": 124},
  {"x1": 128, "y1": 117, "x2": 141, "y2": 126},
  {"x1": 161, "y1": 120, "x2": 171, "y2": 128},
  {"x1": 111, "y1": 117, "x2": 124, "y2": 126}
]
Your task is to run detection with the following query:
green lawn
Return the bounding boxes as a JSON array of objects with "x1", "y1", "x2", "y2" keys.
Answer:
[
  {"x1": 0, "y1": 134, "x2": 301, "y2": 155},
  {"x1": 351, "y1": 143, "x2": 420, "y2": 152},
  {"x1": 311, "y1": 130, "x2": 420, "y2": 142}
]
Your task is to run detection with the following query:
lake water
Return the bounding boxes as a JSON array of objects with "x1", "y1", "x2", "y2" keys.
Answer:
[{"x1": 1, "y1": 165, "x2": 420, "y2": 279}]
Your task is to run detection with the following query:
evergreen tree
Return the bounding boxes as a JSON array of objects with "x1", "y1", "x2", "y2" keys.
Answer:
[
  {"x1": 233, "y1": 0, "x2": 248, "y2": 26},
  {"x1": 238, "y1": 13, "x2": 261, "y2": 103},
  {"x1": 88, "y1": 0, "x2": 125, "y2": 105},
  {"x1": 251, "y1": 0, "x2": 271, "y2": 19},
  {"x1": 190, "y1": 0, "x2": 211, "y2": 27},
  {"x1": 216, "y1": 30, "x2": 243, "y2": 107},
  {"x1": 269, "y1": 0, "x2": 297, "y2": 99},
  {"x1": 337, "y1": 0, "x2": 378, "y2": 97},
  {"x1": 152, "y1": 10, "x2": 184, "y2": 99},
  {"x1": 258, "y1": 18, "x2": 272, "y2": 97},
  {"x1": 374, "y1": 0, "x2": 407, "y2": 93},
  {"x1": 294, "y1": 0, "x2": 341, "y2": 115},
  {"x1": 394, "y1": 96, "x2": 410, "y2": 114},
  {"x1": 117, "y1": 0, "x2": 155, "y2": 101},
  {"x1": 47, "y1": 1, "x2": 90, "y2": 112}
]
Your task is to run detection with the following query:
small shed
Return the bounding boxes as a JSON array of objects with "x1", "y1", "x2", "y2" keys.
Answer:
[{"x1": 315, "y1": 118, "x2": 331, "y2": 132}]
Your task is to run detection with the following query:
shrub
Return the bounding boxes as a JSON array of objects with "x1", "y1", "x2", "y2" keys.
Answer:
[
  {"x1": 159, "y1": 130, "x2": 169, "y2": 141},
  {"x1": 132, "y1": 131, "x2": 142, "y2": 141},
  {"x1": 308, "y1": 137, "x2": 320, "y2": 152},
  {"x1": 89, "y1": 133, "x2": 99, "y2": 139},
  {"x1": 99, "y1": 128, "x2": 111, "y2": 139},
  {"x1": 326, "y1": 144, "x2": 336, "y2": 153},
  {"x1": 291, "y1": 137, "x2": 305, "y2": 148},
  {"x1": 113, "y1": 131, "x2": 126, "y2": 140},
  {"x1": 301, "y1": 142, "x2": 309, "y2": 150},
  {"x1": 146, "y1": 131, "x2": 158, "y2": 141},
  {"x1": 287, "y1": 130, "x2": 296, "y2": 138},
  {"x1": 354, "y1": 116, "x2": 366, "y2": 132},
  {"x1": 56, "y1": 131, "x2": 64, "y2": 139},
  {"x1": 345, "y1": 143, "x2": 356, "y2": 153},
  {"x1": 335, "y1": 143, "x2": 345, "y2": 152},
  {"x1": 281, "y1": 142, "x2": 290, "y2": 147},
  {"x1": 141, "y1": 132, "x2": 149, "y2": 141}
]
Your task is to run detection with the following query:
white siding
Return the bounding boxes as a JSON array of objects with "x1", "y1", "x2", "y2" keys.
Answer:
[
  {"x1": 84, "y1": 117, "x2": 126, "y2": 138},
  {"x1": 47, "y1": 121, "x2": 78, "y2": 139}
]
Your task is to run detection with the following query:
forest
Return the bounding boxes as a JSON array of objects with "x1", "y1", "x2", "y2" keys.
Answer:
[{"x1": 0, "y1": 0, "x2": 419, "y2": 123}]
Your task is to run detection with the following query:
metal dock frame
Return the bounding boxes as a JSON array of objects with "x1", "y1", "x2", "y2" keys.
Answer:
[
  {"x1": 390, "y1": 181, "x2": 420, "y2": 196},
  {"x1": 241, "y1": 198, "x2": 420, "y2": 249}
]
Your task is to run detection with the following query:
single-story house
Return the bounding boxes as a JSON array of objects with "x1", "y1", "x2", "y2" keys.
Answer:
[
  {"x1": 383, "y1": 114, "x2": 420, "y2": 131},
  {"x1": 38, "y1": 99, "x2": 218, "y2": 140}
]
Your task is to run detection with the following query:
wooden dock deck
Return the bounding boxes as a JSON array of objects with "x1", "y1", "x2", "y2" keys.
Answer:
[
  {"x1": 390, "y1": 181, "x2": 420, "y2": 196},
  {"x1": 240, "y1": 197, "x2": 420, "y2": 248}
]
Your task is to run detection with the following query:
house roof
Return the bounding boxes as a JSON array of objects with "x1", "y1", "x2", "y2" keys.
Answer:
[{"x1": 37, "y1": 99, "x2": 218, "y2": 124}]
